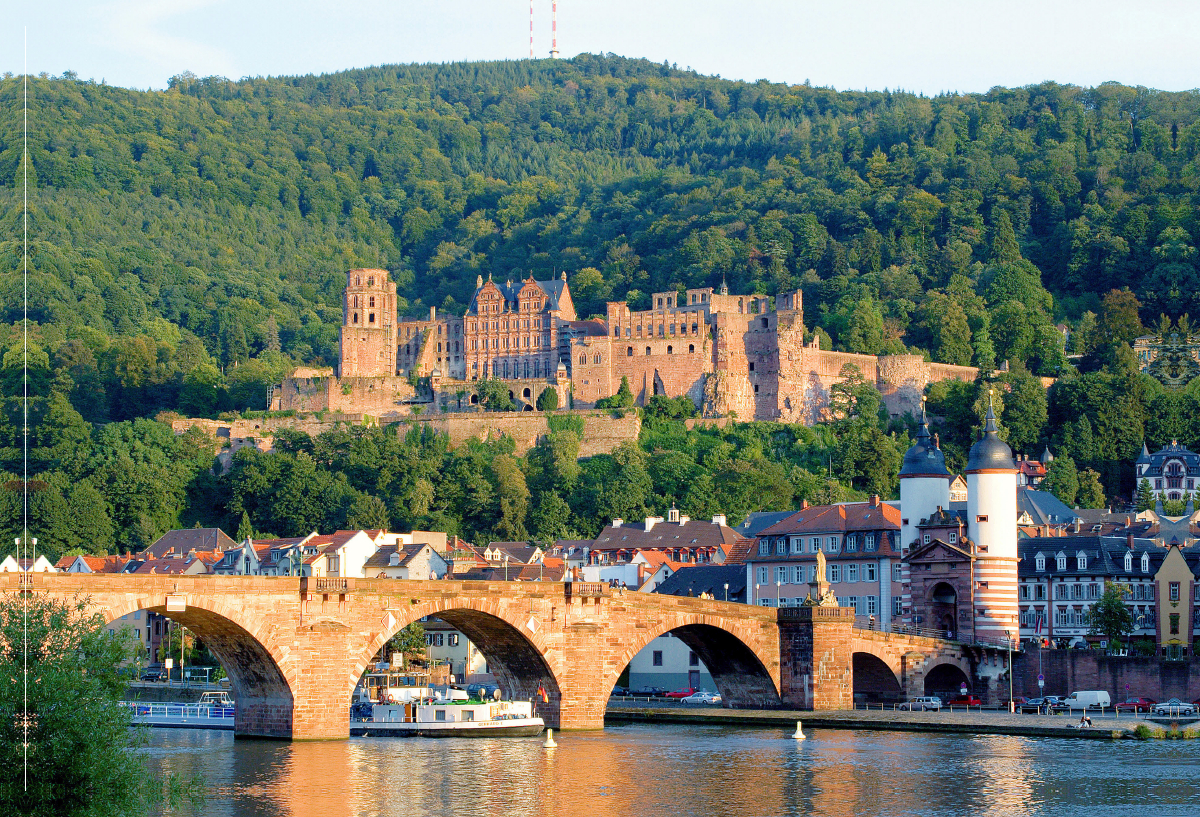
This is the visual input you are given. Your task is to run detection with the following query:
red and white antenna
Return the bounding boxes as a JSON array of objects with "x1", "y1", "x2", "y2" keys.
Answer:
[
  {"x1": 530, "y1": 0, "x2": 534, "y2": 58},
  {"x1": 550, "y1": 0, "x2": 560, "y2": 58}
]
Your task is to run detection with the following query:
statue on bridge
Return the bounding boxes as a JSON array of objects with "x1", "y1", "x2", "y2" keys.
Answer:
[{"x1": 802, "y1": 550, "x2": 839, "y2": 607}]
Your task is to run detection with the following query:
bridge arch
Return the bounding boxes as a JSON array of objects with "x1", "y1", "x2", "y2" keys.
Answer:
[
  {"x1": 852, "y1": 651, "x2": 902, "y2": 703},
  {"x1": 357, "y1": 598, "x2": 565, "y2": 726},
  {"x1": 98, "y1": 596, "x2": 295, "y2": 738},
  {"x1": 923, "y1": 661, "x2": 973, "y2": 698},
  {"x1": 608, "y1": 616, "x2": 781, "y2": 709}
]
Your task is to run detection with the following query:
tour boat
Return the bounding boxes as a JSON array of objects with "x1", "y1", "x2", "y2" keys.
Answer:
[{"x1": 352, "y1": 696, "x2": 545, "y2": 738}]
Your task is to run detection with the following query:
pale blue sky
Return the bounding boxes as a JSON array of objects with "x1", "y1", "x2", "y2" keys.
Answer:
[{"x1": 7, "y1": 0, "x2": 1199, "y2": 94}]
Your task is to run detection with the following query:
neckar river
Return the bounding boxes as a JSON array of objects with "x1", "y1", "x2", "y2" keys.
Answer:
[{"x1": 144, "y1": 724, "x2": 1199, "y2": 817}]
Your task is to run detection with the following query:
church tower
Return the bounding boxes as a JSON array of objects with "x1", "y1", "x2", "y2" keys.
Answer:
[
  {"x1": 898, "y1": 407, "x2": 951, "y2": 625},
  {"x1": 339, "y1": 269, "x2": 397, "y2": 378},
  {"x1": 966, "y1": 396, "x2": 1019, "y2": 644}
]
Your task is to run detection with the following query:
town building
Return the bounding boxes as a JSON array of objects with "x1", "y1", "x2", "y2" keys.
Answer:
[
  {"x1": 0, "y1": 555, "x2": 57, "y2": 572},
  {"x1": 1136, "y1": 440, "x2": 1200, "y2": 504},
  {"x1": 362, "y1": 543, "x2": 449, "y2": 580}
]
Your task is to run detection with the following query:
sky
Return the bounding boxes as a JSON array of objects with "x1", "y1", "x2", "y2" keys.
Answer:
[{"x1": 5, "y1": 0, "x2": 1199, "y2": 95}]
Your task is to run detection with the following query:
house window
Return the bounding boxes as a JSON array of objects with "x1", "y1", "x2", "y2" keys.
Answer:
[
  {"x1": 790, "y1": 537, "x2": 802, "y2": 554},
  {"x1": 758, "y1": 567, "x2": 768, "y2": 584},
  {"x1": 1088, "y1": 583, "x2": 1100, "y2": 599},
  {"x1": 1020, "y1": 585, "x2": 1030, "y2": 600},
  {"x1": 923, "y1": 534, "x2": 931, "y2": 545},
  {"x1": 652, "y1": 651, "x2": 663, "y2": 666},
  {"x1": 758, "y1": 541, "x2": 769, "y2": 556},
  {"x1": 810, "y1": 537, "x2": 820, "y2": 553},
  {"x1": 1036, "y1": 584, "x2": 1045, "y2": 600},
  {"x1": 892, "y1": 564, "x2": 902, "y2": 582},
  {"x1": 1057, "y1": 553, "x2": 1067, "y2": 571},
  {"x1": 1171, "y1": 582, "x2": 1181, "y2": 602},
  {"x1": 1077, "y1": 553, "x2": 1087, "y2": 571},
  {"x1": 776, "y1": 538, "x2": 786, "y2": 556},
  {"x1": 1142, "y1": 553, "x2": 1150, "y2": 572},
  {"x1": 793, "y1": 565, "x2": 804, "y2": 584},
  {"x1": 865, "y1": 534, "x2": 875, "y2": 551},
  {"x1": 646, "y1": 347, "x2": 652, "y2": 356},
  {"x1": 948, "y1": 532, "x2": 957, "y2": 544},
  {"x1": 776, "y1": 566, "x2": 787, "y2": 584},
  {"x1": 826, "y1": 537, "x2": 839, "y2": 553},
  {"x1": 847, "y1": 564, "x2": 859, "y2": 582},
  {"x1": 976, "y1": 515, "x2": 988, "y2": 523},
  {"x1": 449, "y1": 634, "x2": 459, "y2": 646},
  {"x1": 893, "y1": 596, "x2": 904, "y2": 616},
  {"x1": 867, "y1": 596, "x2": 877, "y2": 615},
  {"x1": 1035, "y1": 554, "x2": 1045, "y2": 571},
  {"x1": 865, "y1": 564, "x2": 876, "y2": 582},
  {"x1": 689, "y1": 651, "x2": 699, "y2": 667},
  {"x1": 848, "y1": 596, "x2": 860, "y2": 613},
  {"x1": 1170, "y1": 614, "x2": 1180, "y2": 636},
  {"x1": 845, "y1": 535, "x2": 857, "y2": 552},
  {"x1": 1125, "y1": 553, "x2": 1133, "y2": 572},
  {"x1": 829, "y1": 564, "x2": 840, "y2": 583}
]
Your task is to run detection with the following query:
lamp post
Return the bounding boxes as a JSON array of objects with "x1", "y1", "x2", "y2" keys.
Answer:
[
  {"x1": 776, "y1": 580, "x2": 782, "y2": 608},
  {"x1": 724, "y1": 583, "x2": 729, "y2": 602},
  {"x1": 1005, "y1": 629, "x2": 1013, "y2": 713},
  {"x1": 755, "y1": 583, "x2": 760, "y2": 606}
]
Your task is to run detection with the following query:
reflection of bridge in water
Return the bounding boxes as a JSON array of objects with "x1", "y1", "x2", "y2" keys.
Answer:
[{"x1": 7, "y1": 574, "x2": 1010, "y2": 739}]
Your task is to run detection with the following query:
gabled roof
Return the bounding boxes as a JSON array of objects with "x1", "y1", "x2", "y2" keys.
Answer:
[
  {"x1": 653, "y1": 565, "x2": 747, "y2": 601},
  {"x1": 363, "y1": 543, "x2": 438, "y2": 570},
  {"x1": 757, "y1": 501, "x2": 901, "y2": 537},
  {"x1": 732, "y1": 511, "x2": 796, "y2": 539},
  {"x1": 141, "y1": 528, "x2": 235, "y2": 560},
  {"x1": 592, "y1": 518, "x2": 744, "y2": 557},
  {"x1": 1017, "y1": 488, "x2": 1079, "y2": 526},
  {"x1": 904, "y1": 537, "x2": 975, "y2": 563}
]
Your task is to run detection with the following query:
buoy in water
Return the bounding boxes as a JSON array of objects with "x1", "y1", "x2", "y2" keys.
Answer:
[
  {"x1": 793, "y1": 721, "x2": 805, "y2": 740},
  {"x1": 543, "y1": 728, "x2": 557, "y2": 748}
]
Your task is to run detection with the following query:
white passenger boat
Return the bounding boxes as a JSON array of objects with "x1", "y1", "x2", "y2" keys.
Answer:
[{"x1": 352, "y1": 697, "x2": 545, "y2": 738}]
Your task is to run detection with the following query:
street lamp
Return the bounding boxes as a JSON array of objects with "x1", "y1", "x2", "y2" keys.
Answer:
[
  {"x1": 1005, "y1": 629, "x2": 1014, "y2": 713},
  {"x1": 776, "y1": 580, "x2": 782, "y2": 608},
  {"x1": 724, "y1": 583, "x2": 729, "y2": 602},
  {"x1": 755, "y1": 583, "x2": 760, "y2": 606}
]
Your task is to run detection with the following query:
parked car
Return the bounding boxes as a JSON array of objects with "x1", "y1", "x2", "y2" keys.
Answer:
[
  {"x1": 1151, "y1": 698, "x2": 1198, "y2": 716},
  {"x1": 1115, "y1": 697, "x2": 1156, "y2": 713},
  {"x1": 140, "y1": 666, "x2": 168, "y2": 682},
  {"x1": 1003, "y1": 696, "x2": 1029, "y2": 709},
  {"x1": 630, "y1": 686, "x2": 668, "y2": 698},
  {"x1": 947, "y1": 695, "x2": 983, "y2": 707},
  {"x1": 665, "y1": 687, "x2": 698, "y2": 699},
  {"x1": 681, "y1": 691, "x2": 722, "y2": 705},
  {"x1": 610, "y1": 686, "x2": 629, "y2": 697},
  {"x1": 899, "y1": 696, "x2": 943, "y2": 711},
  {"x1": 1020, "y1": 696, "x2": 1061, "y2": 713},
  {"x1": 351, "y1": 701, "x2": 374, "y2": 720}
]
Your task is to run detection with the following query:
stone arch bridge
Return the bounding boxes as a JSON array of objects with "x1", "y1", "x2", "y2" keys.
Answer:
[{"x1": 5, "y1": 574, "x2": 1011, "y2": 739}]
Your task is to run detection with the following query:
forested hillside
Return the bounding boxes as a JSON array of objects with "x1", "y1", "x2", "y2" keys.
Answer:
[{"x1": 4, "y1": 55, "x2": 1200, "y2": 556}]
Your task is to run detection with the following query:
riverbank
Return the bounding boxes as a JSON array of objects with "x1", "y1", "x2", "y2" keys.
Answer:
[{"x1": 604, "y1": 704, "x2": 1154, "y2": 740}]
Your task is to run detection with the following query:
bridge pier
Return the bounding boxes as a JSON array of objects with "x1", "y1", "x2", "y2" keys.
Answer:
[{"x1": 778, "y1": 606, "x2": 856, "y2": 710}]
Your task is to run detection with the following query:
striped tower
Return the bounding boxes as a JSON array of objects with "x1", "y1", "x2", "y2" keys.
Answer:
[
  {"x1": 898, "y1": 408, "x2": 951, "y2": 627},
  {"x1": 966, "y1": 397, "x2": 1019, "y2": 644}
]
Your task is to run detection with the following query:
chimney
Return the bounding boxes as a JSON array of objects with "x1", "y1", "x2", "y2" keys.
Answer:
[
  {"x1": 1072, "y1": 518, "x2": 1081, "y2": 534},
  {"x1": 711, "y1": 514, "x2": 727, "y2": 527},
  {"x1": 612, "y1": 519, "x2": 623, "y2": 528},
  {"x1": 679, "y1": 515, "x2": 690, "y2": 525},
  {"x1": 1127, "y1": 532, "x2": 1135, "y2": 550},
  {"x1": 870, "y1": 494, "x2": 880, "y2": 507},
  {"x1": 800, "y1": 499, "x2": 809, "y2": 511},
  {"x1": 429, "y1": 306, "x2": 436, "y2": 322},
  {"x1": 645, "y1": 516, "x2": 663, "y2": 532}
]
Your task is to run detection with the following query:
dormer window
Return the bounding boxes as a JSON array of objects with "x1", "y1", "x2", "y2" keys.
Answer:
[
  {"x1": 1056, "y1": 553, "x2": 1067, "y2": 571},
  {"x1": 1035, "y1": 553, "x2": 1045, "y2": 571},
  {"x1": 1142, "y1": 553, "x2": 1150, "y2": 573},
  {"x1": 865, "y1": 534, "x2": 875, "y2": 551},
  {"x1": 1124, "y1": 552, "x2": 1133, "y2": 572},
  {"x1": 758, "y1": 541, "x2": 769, "y2": 556},
  {"x1": 1077, "y1": 553, "x2": 1087, "y2": 571},
  {"x1": 845, "y1": 535, "x2": 857, "y2": 552},
  {"x1": 389, "y1": 552, "x2": 401, "y2": 567}
]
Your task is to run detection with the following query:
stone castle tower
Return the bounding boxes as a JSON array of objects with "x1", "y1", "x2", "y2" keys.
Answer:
[{"x1": 339, "y1": 269, "x2": 397, "y2": 378}]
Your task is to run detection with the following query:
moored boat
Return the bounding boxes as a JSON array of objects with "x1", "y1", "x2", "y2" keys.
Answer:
[{"x1": 351, "y1": 697, "x2": 545, "y2": 738}]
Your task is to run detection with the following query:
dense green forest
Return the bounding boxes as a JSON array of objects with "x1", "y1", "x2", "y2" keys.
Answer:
[{"x1": 4, "y1": 56, "x2": 1200, "y2": 556}]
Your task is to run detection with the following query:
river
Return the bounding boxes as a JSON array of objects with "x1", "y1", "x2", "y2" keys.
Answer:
[{"x1": 142, "y1": 724, "x2": 1199, "y2": 817}]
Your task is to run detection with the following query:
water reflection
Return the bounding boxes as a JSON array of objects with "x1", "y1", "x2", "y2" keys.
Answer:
[{"x1": 144, "y1": 725, "x2": 1200, "y2": 817}]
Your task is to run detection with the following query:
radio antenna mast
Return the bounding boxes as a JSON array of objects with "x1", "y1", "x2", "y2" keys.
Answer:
[
  {"x1": 550, "y1": 0, "x2": 560, "y2": 58},
  {"x1": 529, "y1": 0, "x2": 534, "y2": 58}
]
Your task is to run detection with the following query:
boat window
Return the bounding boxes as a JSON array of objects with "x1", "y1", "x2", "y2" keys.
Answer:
[
  {"x1": 435, "y1": 710, "x2": 447, "y2": 721},
  {"x1": 462, "y1": 710, "x2": 474, "y2": 721}
]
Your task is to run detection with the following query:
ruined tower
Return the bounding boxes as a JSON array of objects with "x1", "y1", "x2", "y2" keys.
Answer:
[{"x1": 339, "y1": 268, "x2": 397, "y2": 378}]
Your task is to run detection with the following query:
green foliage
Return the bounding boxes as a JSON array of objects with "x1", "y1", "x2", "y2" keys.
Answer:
[
  {"x1": 546, "y1": 413, "x2": 585, "y2": 437},
  {"x1": 536, "y1": 387, "x2": 559, "y2": 411},
  {"x1": 1076, "y1": 468, "x2": 1107, "y2": 509},
  {"x1": 385, "y1": 622, "x2": 427, "y2": 668},
  {"x1": 596, "y1": 376, "x2": 635, "y2": 409},
  {"x1": 1087, "y1": 582, "x2": 1137, "y2": 643},
  {"x1": 1041, "y1": 455, "x2": 1080, "y2": 506},
  {"x1": 474, "y1": 378, "x2": 515, "y2": 412},
  {"x1": 1136, "y1": 478, "x2": 1155, "y2": 511},
  {"x1": 0, "y1": 594, "x2": 158, "y2": 816}
]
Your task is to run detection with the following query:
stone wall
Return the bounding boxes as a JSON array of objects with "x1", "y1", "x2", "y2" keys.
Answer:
[{"x1": 1014, "y1": 647, "x2": 1200, "y2": 702}]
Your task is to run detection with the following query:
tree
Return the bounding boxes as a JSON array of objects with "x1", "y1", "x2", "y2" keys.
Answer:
[
  {"x1": 1075, "y1": 468, "x2": 1107, "y2": 509},
  {"x1": 384, "y1": 622, "x2": 427, "y2": 669},
  {"x1": 1135, "y1": 478, "x2": 1155, "y2": 511},
  {"x1": 474, "y1": 378, "x2": 515, "y2": 412},
  {"x1": 1041, "y1": 455, "x2": 1079, "y2": 506},
  {"x1": 1086, "y1": 582, "x2": 1136, "y2": 644},
  {"x1": 536, "y1": 387, "x2": 559, "y2": 411},
  {"x1": 0, "y1": 594, "x2": 161, "y2": 816}
]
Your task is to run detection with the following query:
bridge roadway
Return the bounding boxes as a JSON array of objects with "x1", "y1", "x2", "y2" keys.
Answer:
[{"x1": 5, "y1": 573, "x2": 1000, "y2": 740}]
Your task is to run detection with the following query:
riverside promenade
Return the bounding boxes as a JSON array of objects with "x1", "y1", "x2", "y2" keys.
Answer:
[{"x1": 605, "y1": 703, "x2": 1160, "y2": 740}]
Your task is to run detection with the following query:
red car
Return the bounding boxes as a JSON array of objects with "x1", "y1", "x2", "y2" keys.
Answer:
[
  {"x1": 1115, "y1": 697, "x2": 1156, "y2": 713},
  {"x1": 947, "y1": 695, "x2": 983, "y2": 707},
  {"x1": 664, "y1": 687, "x2": 698, "y2": 699}
]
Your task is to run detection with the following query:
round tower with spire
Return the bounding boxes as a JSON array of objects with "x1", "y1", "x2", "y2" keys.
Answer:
[
  {"x1": 966, "y1": 393, "x2": 1019, "y2": 644},
  {"x1": 898, "y1": 405, "x2": 952, "y2": 625}
]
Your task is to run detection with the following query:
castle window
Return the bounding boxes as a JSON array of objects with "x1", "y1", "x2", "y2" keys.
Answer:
[
  {"x1": 593, "y1": 354, "x2": 601, "y2": 365},
  {"x1": 646, "y1": 347, "x2": 651, "y2": 356},
  {"x1": 455, "y1": 342, "x2": 459, "y2": 352},
  {"x1": 666, "y1": 346, "x2": 673, "y2": 355},
  {"x1": 367, "y1": 276, "x2": 374, "y2": 286},
  {"x1": 627, "y1": 347, "x2": 633, "y2": 357},
  {"x1": 657, "y1": 298, "x2": 663, "y2": 308},
  {"x1": 369, "y1": 296, "x2": 375, "y2": 308},
  {"x1": 689, "y1": 344, "x2": 695, "y2": 354},
  {"x1": 356, "y1": 276, "x2": 361, "y2": 286},
  {"x1": 749, "y1": 362, "x2": 755, "y2": 371},
  {"x1": 761, "y1": 317, "x2": 769, "y2": 328},
  {"x1": 754, "y1": 384, "x2": 759, "y2": 393},
  {"x1": 437, "y1": 343, "x2": 442, "y2": 353},
  {"x1": 579, "y1": 354, "x2": 586, "y2": 366},
  {"x1": 369, "y1": 313, "x2": 375, "y2": 323},
  {"x1": 353, "y1": 314, "x2": 359, "y2": 324},
  {"x1": 692, "y1": 323, "x2": 698, "y2": 333},
  {"x1": 614, "y1": 327, "x2": 620, "y2": 338}
]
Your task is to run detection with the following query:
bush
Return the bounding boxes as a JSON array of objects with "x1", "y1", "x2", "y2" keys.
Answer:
[
  {"x1": 1132, "y1": 723, "x2": 1155, "y2": 740},
  {"x1": 537, "y1": 387, "x2": 559, "y2": 411}
]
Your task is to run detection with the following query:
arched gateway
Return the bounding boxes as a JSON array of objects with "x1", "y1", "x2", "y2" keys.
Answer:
[{"x1": 4, "y1": 574, "x2": 995, "y2": 739}]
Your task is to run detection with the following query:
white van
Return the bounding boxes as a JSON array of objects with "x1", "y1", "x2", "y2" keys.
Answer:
[{"x1": 1060, "y1": 691, "x2": 1110, "y2": 711}]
